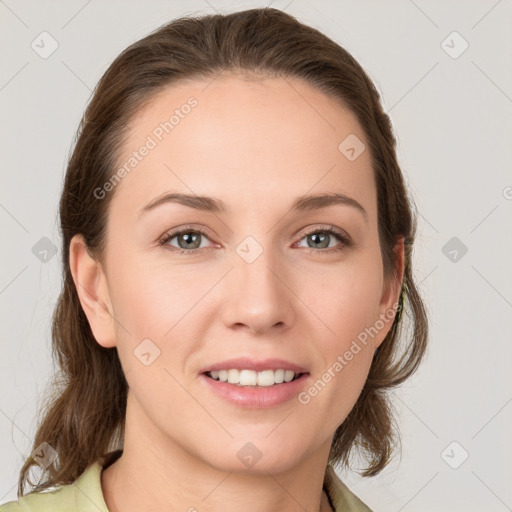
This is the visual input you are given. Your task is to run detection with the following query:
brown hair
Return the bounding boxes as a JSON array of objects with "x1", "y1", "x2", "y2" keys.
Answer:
[{"x1": 17, "y1": 7, "x2": 428, "y2": 497}]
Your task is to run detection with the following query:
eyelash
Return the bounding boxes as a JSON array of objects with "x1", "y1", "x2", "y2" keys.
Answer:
[{"x1": 158, "y1": 225, "x2": 352, "y2": 256}]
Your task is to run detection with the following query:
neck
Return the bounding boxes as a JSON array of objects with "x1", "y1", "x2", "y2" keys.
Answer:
[{"x1": 101, "y1": 392, "x2": 334, "y2": 512}]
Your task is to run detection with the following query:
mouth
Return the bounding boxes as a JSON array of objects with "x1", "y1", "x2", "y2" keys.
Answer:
[
  {"x1": 203, "y1": 369, "x2": 308, "y2": 388},
  {"x1": 200, "y1": 369, "x2": 311, "y2": 408}
]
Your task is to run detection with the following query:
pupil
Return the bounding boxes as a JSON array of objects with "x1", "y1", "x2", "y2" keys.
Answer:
[
  {"x1": 180, "y1": 232, "x2": 199, "y2": 249},
  {"x1": 310, "y1": 233, "x2": 328, "y2": 249}
]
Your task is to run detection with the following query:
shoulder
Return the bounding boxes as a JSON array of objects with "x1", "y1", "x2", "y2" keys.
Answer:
[
  {"x1": 0, "y1": 502, "x2": 21, "y2": 512},
  {"x1": 324, "y1": 464, "x2": 374, "y2": 512},
  {"x1": 0, "y1": 457, "x2": 111, "y2": 512},
  {"x1": 0, "y1": 483, "x2": 77, "y2": 512}
]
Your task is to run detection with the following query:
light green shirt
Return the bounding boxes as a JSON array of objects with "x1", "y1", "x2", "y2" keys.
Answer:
[{"x1": 0, "y1": 451, "x2": 373, "y2": 511}]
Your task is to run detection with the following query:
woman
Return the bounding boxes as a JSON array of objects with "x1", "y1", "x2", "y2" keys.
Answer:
[{"x1": 1, "y1": 7, "x2": 428, "y2": 512}]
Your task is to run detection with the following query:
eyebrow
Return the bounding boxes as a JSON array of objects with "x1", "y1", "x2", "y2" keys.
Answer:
[{"x1": 139, "y1": 191, "x2": 368, "y2": 222}]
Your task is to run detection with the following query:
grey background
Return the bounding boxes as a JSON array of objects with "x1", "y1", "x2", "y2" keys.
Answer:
[{"x1": 1, "y1": 1, "x2": 511, "y2": 511}]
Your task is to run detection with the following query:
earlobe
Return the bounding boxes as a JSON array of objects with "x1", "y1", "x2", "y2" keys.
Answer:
[
  {"x1": 374, "y1": 237, "x2": 406, "y2": 350},
  {"x1": 68, "y1": 234, "x2": 117, "y2": 348}
]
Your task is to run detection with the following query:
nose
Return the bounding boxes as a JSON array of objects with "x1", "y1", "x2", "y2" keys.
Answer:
[{"x1": 221, "y1": 241, "x2": 294, "y2": 335}]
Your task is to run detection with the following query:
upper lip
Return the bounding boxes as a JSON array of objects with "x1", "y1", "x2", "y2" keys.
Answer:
[{"x1": 200, "y1": 358, "x2": 309, "y2": 374}]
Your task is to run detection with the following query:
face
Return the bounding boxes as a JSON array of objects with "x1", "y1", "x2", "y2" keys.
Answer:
[{"x1": 74, "y1": 73, "x2": 402, "y2": 474}]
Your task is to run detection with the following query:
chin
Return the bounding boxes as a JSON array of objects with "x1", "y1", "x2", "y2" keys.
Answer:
[{"x1": 200, "y1": 440, "x2": 307, "y2": 476}]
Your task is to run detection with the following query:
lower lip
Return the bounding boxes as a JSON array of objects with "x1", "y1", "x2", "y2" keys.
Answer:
[{"x1": 199, "y1": 373, "x2": 310, "y2": 409}]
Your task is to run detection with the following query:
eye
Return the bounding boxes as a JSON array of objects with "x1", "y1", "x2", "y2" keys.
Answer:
[
  {"x1": 295, "y1": 226, "x2": 351, "y2": 253},
  {"x1": 159, "y1": 227, "x2": 214, "y2": 255}
]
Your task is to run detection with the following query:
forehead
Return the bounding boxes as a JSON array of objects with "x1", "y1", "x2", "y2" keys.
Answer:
[{"x1": 111, "y1": 73, "x2": 376, "y2": 220}]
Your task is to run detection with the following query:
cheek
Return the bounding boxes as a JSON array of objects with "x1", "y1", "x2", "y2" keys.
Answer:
[
  {"x1": 107, "y1": 261, "x2": 203, "y2": 399},
  {"x1": 300, "y1": 277, "x2": 378, "y2": 433},
  {"x1": 108, "y1": 254, "x2": 206, "y2": 334},
  {"x1": 306, "y1": 256, "x2": 384, "y2": 348},
  {"x1": 298, "y1": 256, "x2": 382, "y2": 411}
]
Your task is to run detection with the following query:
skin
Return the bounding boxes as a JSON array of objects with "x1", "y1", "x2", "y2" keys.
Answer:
[{"x1": 70, "y1": 73, "x2": 404, "y2": 512}]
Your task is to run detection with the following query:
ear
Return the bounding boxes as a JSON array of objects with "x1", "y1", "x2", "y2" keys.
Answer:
[
  {"x1": 374, "y1": 236, "x2": 406, "y2": 350},
  {"x1": 69, "y1": 234, "x2": 117, "y2": 348}
]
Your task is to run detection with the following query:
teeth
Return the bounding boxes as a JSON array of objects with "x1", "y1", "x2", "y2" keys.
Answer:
[
  {"x1": 227, "y1": 369, "x2": 240, "y2": 384},
  {"x1": 256, "y1": 370, "x2": 274, "y2": 387},
  {"x1": 274, "y1": 369, "x2": 285, "y2": 384},
  {"x1": 284, "y1": 370, "x2": 295, "y2": 383},
  {"x1": 239, "y1": 369, "x2": 257, "y2": 386},
  {"x1": 207, "y1": 369, "x2": 301, "y2": 387}
]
